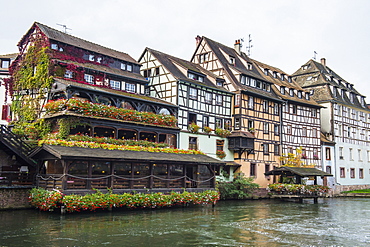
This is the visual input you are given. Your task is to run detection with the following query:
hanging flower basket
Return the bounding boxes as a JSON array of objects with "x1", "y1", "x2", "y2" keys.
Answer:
[
  {"x1": 188, "y1": 122, "x2": 200, "y2": 133},
  {"x1": 203, "y1": 126, "x2": 213, "y2": 134},
  {"x1": 215, "y1": 128, "x2": 231, "y2": 138},
  {"x1": 216, "y1": 150, "x2": 226, "y2": 159}
]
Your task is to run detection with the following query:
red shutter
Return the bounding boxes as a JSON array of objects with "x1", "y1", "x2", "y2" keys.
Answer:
[{"x1": 1, "y1": 105, "x2": 8, "y2": 120}]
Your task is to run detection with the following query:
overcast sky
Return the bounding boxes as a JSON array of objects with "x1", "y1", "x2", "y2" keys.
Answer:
[{"x1": 1, "y1": 0, "x2": 369, "y2": 98}]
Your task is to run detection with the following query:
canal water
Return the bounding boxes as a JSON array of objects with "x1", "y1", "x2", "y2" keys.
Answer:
[{"x1": 1, "y1": 198, "x2": 369, "y2": 246}]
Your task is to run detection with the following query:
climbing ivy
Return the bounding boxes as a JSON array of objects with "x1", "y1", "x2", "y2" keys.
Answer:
[{"x1": 8, "y1": 39, "x2": 54, "y2": 139}]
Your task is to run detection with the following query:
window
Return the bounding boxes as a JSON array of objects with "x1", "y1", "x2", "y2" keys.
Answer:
[
  {"x1": 189, "y1": 88, "x2": 197, "y2": 99},
  {"x1": 325, "y1": 147, "x2": 331, "y2": 160},
  {"x1": 203, "y1": 116, "x2": 209, "y2": 127},
  {"x1": 297, "y1": 91, "x2": 302, "y2": 98},
  {"x1": 340, "y1": 167, "x2": 345, "y2": 178},
  {"x1": 359, "y1": 168, "x2": 364, "y2": 179},
  {"x1": 302, "y1": 127, "x2": 307, "y2": 137},
  {"x1": 225, "y1": 119, "x2": 232, "y2": 130},
  {"x1": 216, "y1": 95, "x2": 223, "y2": 105},
  {"x1": 127, "y1": 64, "x2": 132, "y2": 72},
  {"x1": 235, "y1": 94, "x2": 240, "y2": 106},
  {"x1": 1, "y1": 105, "x2": 9, "y2": 121},
  {"x1": 215, "y1": 118, "x2": 223, "y2": 129},
  {"x1": 240, "y1": 75, "x2": 246, "y2": 85},
  {"x1": 312, "y1": 128, "x2": 317, "y2": 138},
  {"x1": 358, "y1": 149, "x2": 362, "y2": 161},
  {"x1": 274, "y1": 144, "x2": 280, "y2": 155},
  {"x1": 199, "y1": 53, "x2": 209, "y2": 63},
  {"x1": 250, "y1": 79, "x2": 256, "y2": 87},
  {"x1": 51, "y1": 43, "x2": 58, "y2": 50},
  {"x1": 125, "y1": 83, "x2": 136, "y2": 93},
  {"x1": 1, "y1": 60, "x2": 10, "y2": 69},
  {"x1": 154, "y1": 67, "x2": 160, "y2": 76},
  {"x1": 339, "y1": 147, "x2": 344, "y2": 159},
  {"x1": 248, "y1": 96, "x2": 254, "y2": 109},
  {"x1": 274, "y1": 103, "x2": 279, "y2": 115},
  {"x1": 250, "y1": 163, "x2": 256, "y2": 177},
  {"x1": 367, "y1": 150, "x2": 370, "y2": 162},
  {"x1": 274, "y1": 124, "x2": 279, "y2": 136},
  {"x1": 188, "y1": 113, "x2": 197, "y2": 125},
  {"x1": 121, "y1": 63, "x2": 126, "y2": 70},
  {"x1": 234, "y1": 117, "x2": 241, "y2": 130},
  {"x1": 205, "y1": 92, "x2": 212, "y2": 104},
  {"x1": 216, "y1": 140, "x2": 224, "y2": 151},
  {"x1": 280, "y1": 86, "x2": 285, "y2": 95},
  {"x1": 248, "y1": 120, "x2": 254, "y2": 129},
  {"x1": 84, "y1": 74, "x2": 94, "y2": 84},
  {"x1": 326, "y1": 166, "x2": 332, "y2": 174},
  {"x1": 189, "y1": 137, "x2": 198, "y2": 150},
  {"x1": 263, "y1": 100, "x2": 269, "y2": 113},
  {"x1": 188, "y1": 72, "x2": 204, "y2": 82},
  {"x1": 350, "y1": 148, "x2": 353, "y2": 160},
  {"x1": 64, "y1": 70, "x2": 73, "y2": 79},
  {"x1": 263, "y1": 122, "x2": 269, "y2": 134},
  {"x1": 110, "y1": 80, "x2": 121, "y2": 90},
  {"x1": 311, "y1": 108, "x2": 317, "y2": 117},
  {"x1": 216, "y1": 80, "x2": 224, "y2": 87},
  {"x1": 229, "y1": 56, "x2": 235, "y2": 65},
  {"x1": 289, "y1": 89, "x2": 294, "y2": 97},
  {"x1": 265, "y1": 164, "x2": 270, "y2": 177},
  {"x1": 350, "y1": 168, "x2": 355, "y2": 178},
  {"x1": 88, "y1": 54, "x2": 95, "y2": 61},
  {"x1": 263, "y1": 144, "x2": 269, "y2": 155},
  {"x1": 292, "y1": 104, "x2": 297, "y2": 114},
  {"x1": 143, "y1": 69, "x2": 151, "y2": 78},
  {"x1": 287, "y1": 125, "x2": 292, "y2": 134}
]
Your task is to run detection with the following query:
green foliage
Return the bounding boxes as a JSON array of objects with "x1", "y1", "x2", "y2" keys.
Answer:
[
  {"x1": 29, "y1": 188, "x2": 220, "y2": 213},
  {"x1": 280, "y1": 147, "x2": 314, "y2": 168},
  {"x1": 214, "y1": 128, "x2": 231, "y2": 138},
  {"x1": 341, "y1": 189, "x2": 370, "y2": 194},
  {"x1": 217, "y1": 174, "x2": 259, "y2": 200},
  {"x1": 188, "y1": 122, "x2": 200, "y2": 133},
  {"x1": 12, "y1": 118, "x2": 51, "y2": 140},
  {"x1": 267, "y1": 183, "x2": 330, "y2": 195}
]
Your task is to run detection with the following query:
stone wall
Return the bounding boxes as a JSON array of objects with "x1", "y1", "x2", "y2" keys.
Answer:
[
  {"x1": 0, "y1": 187, "x2": 32, "y2": 210},
  {"x1": 333, "y1": 184, "x2": 370, "y2": 196}
]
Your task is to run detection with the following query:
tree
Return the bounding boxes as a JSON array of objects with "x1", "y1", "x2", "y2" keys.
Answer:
[{"x1": 280, "y1": 147, "x2": 314, "y2": 167}]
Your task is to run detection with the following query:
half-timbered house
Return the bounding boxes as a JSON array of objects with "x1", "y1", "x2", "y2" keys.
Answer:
[
  {"x1": 191, "y1": 37, "x2": 283, "y2": 187},
  {"x1": 252, "y1": 59, "x2": 322, "y2": 167},
  {"x1": 0, "y1": 53, "x2": 16, "y2": 125},
  {"x1": 6, "y1": 22, "x2": 224, "y2": 192},
  {"x1": 293, "y1": 58, "x2": 370, "y2": 190},
  {"x1": 139, "y1": 48, "x2": 235, "y2": 167}
]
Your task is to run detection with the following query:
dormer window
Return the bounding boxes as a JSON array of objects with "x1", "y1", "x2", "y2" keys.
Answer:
[
  {"x1": 229, "y1": 56, "x2": 235, "y2": 65},
  {"x1": 280, "y1": 86, "x2": 285, "y2": 95},
  {"x1": 273, "y1": 72, "x2": 277, "y2": 78},
  {"x1": 96, "y1": 57, "x2": 102, "y2": 63},
  {"x1": 64, "y1": 70, "x2": 73, "y2": 79},
  {"x1": 361, "y1": 97, "x2": 365, "y2": 106},
  {"x1": 188, "y1": 72, "x2": 204, "y2": 82},
  {"x1": 216, "y1": 79, "x2": 224, "y2": 87},
  {"x1": 288, "y1": 76, "x2": 292, "y2": 83},
  {"x1": 281, "y1": 74, "x2": 285, "y2": 81},
  {"x1": 305, "y1": 94, "x2": 310, "y2": 100},
  {"x1": 240, "y1": 75, "x2": 246, "y2": 85},
  {"x1": 88, "y1": 55, "x2": 95, "y2": 61},
  {"x1": 1, "y1": 59, "x2": 10, "y2": 69},
  {"x1": 247, "y1": 63, "x2": 252, "y2": 70},
  {"x1": 297, "y1": 91, "x2": 302, "y2": 98},
  {"x1": 250, "y1": 78, "x2": 256, "y2": 87},
  {"x1": 289, "y1": 89, "x2": 294, "y2": 97},
  {"x1": 264, "y1": 69, "x2": 269, "y2": 76},
  {"x1": 121, "y1": 63, "x2": 126, "y2": 70},
  {"x1": 127, "y1": 64, "x2": 132, "y2": 72},
  {"x1": 51, "y1": 44, "x2": 58, "y2": 50},
  {"x1": 350, "y1": 93, "x2": 354, "y2": 103}
]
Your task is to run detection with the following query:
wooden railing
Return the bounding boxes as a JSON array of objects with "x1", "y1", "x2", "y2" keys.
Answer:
[{"x1": 0, "y1": 171, "x2": 34, "y2": 186}]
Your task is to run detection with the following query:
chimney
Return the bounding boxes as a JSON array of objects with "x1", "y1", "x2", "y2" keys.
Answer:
[
  {"x1": 321, "y1": 58, "x2": 326, "y2": 66},
  {"x1": 234, "y1": 40, "x2": 241, "y2": 55},
  {"x1": 195, "y1": 35, "x2": 201, "y2": 47}
]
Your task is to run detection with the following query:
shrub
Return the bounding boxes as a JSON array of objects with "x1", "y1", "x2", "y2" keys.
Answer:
[{"x1": 217, "y1": 175, "x2": 259, "y2": 200}]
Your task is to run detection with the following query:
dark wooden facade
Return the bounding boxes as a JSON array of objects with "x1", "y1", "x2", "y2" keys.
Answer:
[{"x1": 31, "y1": 145, "x2": 223, "y2": 193}]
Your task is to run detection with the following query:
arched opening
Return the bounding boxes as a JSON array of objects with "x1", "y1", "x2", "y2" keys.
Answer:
[
  {"x1": 118, "y1": 129, "x2": 137, "y2": 140},
  {"x1": 159, "y1": 107, "x2": 171, "y2": 115},
  {"x1": 121, "y1": 101, "x2": 135, "y2": 110},
  {"x1": 139, "y1": 131, "x2": 156, "y2": 142},
  {"x1": 93, "y1": 126, "x2": 115, "y2": 138},
  {"x1": 70, "y1": 125, "x2": 92, "y2": 136}
]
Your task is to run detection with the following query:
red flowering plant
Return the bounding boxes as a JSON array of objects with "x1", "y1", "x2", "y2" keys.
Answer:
[
  {"x1": 29, "y1": 188, "x2": 220, "y2": 213},
  {"x1": 216, "y1": 150, "x2": 226, "y2": 159},
  {"x1": 44, "y1": 98, "x2": 177, "y2": 127},
  {"x1": 267, "y1": 183, "x2": 330, "y2": 196}
]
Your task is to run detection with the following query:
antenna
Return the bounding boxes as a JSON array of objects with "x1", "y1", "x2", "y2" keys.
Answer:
[
  {"x1": 57, "y1": 23, "x2": 72, "y2": 34},
  {"x1": 312, "y1": 51, "x2": 317, "y2": 60},
  {"x1": 246, "y1": 34, "x2": 253, "y2": 56}
]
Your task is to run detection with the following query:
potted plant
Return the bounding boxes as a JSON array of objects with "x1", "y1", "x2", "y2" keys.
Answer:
[
  {"x1": 215, "y1": 128, "x2": 231, "y2": 138},
  {"x1": 203, "y1": 126, "x2": 213, "y2": 134},
  {"x1": 188, "y1": 122, "x2": 200, "y2": 133},
  {"x1": 216, "y1": 150, "x2": 226, "y2": 159}
]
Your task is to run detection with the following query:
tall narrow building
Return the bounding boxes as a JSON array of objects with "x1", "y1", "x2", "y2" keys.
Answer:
[
  {"x1": 192, "y1": 37, "x2": 283, "y2": 187},
  {"x1": 293, "y1": 58, "x2": 370, "y2": 191}
]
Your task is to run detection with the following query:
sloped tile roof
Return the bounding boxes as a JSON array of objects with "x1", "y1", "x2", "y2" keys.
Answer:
[
  {"x1": 144, "y1": 48, "x2": 231, "y2": 93},
  {"x1": 31, "y1": 145, "x2": 225, "y2": 165},
  {"x1": 265, "y1": 166, "x2": 332, "y2": 176},
  {"x1": 21, "y1": 22, "x2": 139, "y2": 65}
]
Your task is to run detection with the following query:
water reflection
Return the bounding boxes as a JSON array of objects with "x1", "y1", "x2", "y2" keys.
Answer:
[{"x1": 1, "y1": 198, "x2": 370, "y2": 246}]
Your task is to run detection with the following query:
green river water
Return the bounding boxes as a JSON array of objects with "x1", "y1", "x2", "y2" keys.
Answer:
[{"x1": 1, "y1": 198, "x2": 369, "y2": 246}]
